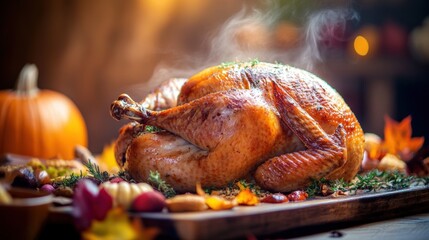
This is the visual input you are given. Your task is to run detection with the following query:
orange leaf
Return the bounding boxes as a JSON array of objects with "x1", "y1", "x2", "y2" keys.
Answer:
[
  {"x1": 205, "y1": 196, "x2": 235, "y2": 210},
  {"x1": 383, "y1": 115, "x2": 424, "y2": 161},
  {"x1": 234, "y1": 189, "x2": 259, "y2": 206},
  {"x1": 195, "y1": 182, "x2": 235, "y2": 210}
]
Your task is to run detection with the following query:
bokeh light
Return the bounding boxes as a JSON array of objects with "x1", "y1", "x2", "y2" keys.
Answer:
[{"x1": 354, "y1": 35, "x2": 369, "y2": 56}]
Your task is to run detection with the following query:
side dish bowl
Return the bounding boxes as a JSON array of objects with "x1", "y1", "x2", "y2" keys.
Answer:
[{"x1": 0, "y1": 187, "x2": 53, "y2": 240}]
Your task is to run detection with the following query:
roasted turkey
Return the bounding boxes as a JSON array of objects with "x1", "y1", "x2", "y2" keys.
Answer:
[{"x1": 111, "y1": 62, "x2": 364, "y2": 192}]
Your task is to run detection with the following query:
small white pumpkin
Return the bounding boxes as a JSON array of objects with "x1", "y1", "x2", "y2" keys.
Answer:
[{"x1": 101, "y1": 181, "x2": 153, "y2": 209}]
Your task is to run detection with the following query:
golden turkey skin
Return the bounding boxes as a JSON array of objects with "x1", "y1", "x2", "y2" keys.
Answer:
[{"x1": 111, "y1": 62, "x2": 364, "y2": 192}]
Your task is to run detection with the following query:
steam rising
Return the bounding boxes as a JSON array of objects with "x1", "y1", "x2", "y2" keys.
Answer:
[
  {"x1": 133, "y1": 2, "x2": 359, "y2": 96},
  {"x1": 208, "y1": 3, "x2": 358, "y2": 70},
  {"x1": 301, "y1": 8, "x2": 359, "y2": 69},
  {"x1": 208, "y1": 7, "x2": 280, "y2": 63}
]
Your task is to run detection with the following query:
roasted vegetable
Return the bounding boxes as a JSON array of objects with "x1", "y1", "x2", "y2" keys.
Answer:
[
  {"x1": 131, "y1": 191, "x2": 166, "y2": 212},
  {"x1": 261, "y1": 193, "x2": 289, "y2": 203},
  {"x1": 165, "y1": 194, "x2": 207, "y2": 212}
]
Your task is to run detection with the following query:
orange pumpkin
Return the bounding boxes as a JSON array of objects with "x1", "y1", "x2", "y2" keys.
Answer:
[{"x1": 0, "y1": 64, "x2": 87, "y2": 159}]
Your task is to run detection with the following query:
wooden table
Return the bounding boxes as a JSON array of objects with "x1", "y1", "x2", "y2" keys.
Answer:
[
  {"x1": 41, "y1": 187, "x2": 429, "y2": 239},
  {"x1": 40, "y1": 211, "x2": 429, "y2": 240},
  {"x1": 288, "y1": 212, "x2": 429, "y2": 240}
]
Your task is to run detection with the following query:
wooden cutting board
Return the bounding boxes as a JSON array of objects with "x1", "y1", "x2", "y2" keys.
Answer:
[{"x1": 128, "y1": 186, "x2": 429, "y2": 239}]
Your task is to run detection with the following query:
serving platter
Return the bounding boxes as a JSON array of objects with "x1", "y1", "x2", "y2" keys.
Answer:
[
  {"x1": 125, "y1": 186, "x2": 429, "y2": 239},
  {"x1": 4, "y1": 152, "x2": 429, "y2": 239}
]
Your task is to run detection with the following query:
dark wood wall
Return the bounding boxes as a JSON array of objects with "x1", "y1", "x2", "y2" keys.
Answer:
[
  {"x1": 1, "y1": 0, "x2": 428, "y2": 154},
  {"x1": 0, "y1": 0, "x2": 248, "y2": 153}
]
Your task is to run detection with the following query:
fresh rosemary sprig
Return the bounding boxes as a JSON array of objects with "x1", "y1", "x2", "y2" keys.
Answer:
[
  {"x1": 349, "y1": 170, "x2": 429, "y2": 193},
  {"x1": 148, "y1": 171, "x2": 176, "y2": 198},
  {"x1": 56, "y1": 161, "x2": 109, "y2": 188},
  {"x1": 306, "y1": 170, "x2": 429, "y2": 198},
  {"x1": 117, "y1": 170, "x2": 136, "y2": 183},
  {"x1": 59, "y1": 171, "x2": 84, "y2": 188},
  {"x1": 203, "y1": 179, "x2": 269, "y2": 198},
  {"x1": 84, "y1": 161, "x2": 110, "y2": 182},
  {"x1": 305, "y1": 177, "x2": 350, "y2": 198}
]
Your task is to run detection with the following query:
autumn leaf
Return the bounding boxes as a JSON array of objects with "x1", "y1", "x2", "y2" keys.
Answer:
[
  {"x1": 82, "y1": 208, "x2": 137, "y2": 240},
  {"x1": 96, "y1": 142, "x2": 120, "y2": 173},
  {"x1": 82, "y1": 208, "x2": 158, "y2": 240},
  {"x1": 234, "y1": 189, "x2": 259, "y2": 206},
  {"x1": 196, "y1": 182, "x2": 235, "y2": 210},
  {"x1": 383, "y1": 115, "x2": 424, "y2": 161},
  {"x1": 205, "y1": 196, "x2": 235, "y2": 210}
]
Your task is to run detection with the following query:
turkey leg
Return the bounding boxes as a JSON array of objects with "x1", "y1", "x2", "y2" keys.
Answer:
[{"x1": 111, "y1": 89, "x2": 286, "y2": 191}]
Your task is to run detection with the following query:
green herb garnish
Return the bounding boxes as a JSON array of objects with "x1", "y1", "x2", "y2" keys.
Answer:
[
  {"x1": 250, "y1": 58, "x2": 259, "y2": 67},
  {"x1": 144, "y1": 125, "x2": 161, "y2": 133},
  {"x1": 84, "y1": 161, "x2": 110, "y2": 182},
  {"x1": 117, "y1": 170, "x2": 136, "y2": 183},
  {"x1": 218, "y1": 59, "x2": 260, "y2": 69},
  {"x1": 59, "y1": 171, "x2": 84, "y2": 188},
  {"x1": 237, "y1": 179, "x2": 264, "y2": 196},
  {"x1": 203, "y1": 179, "x2": 268, "y2": 199},
  {"x1": 219, "y1": 61, "x2": 237, "y2": 69},
  {"x1": 56, "y1": 161, "x2": 109, "y2": 188},
  {"x1": 148, "y1": 171, "x2": 176, "y2": 198},
  {"x1": 306, "y1": 170, "x2": 429, "y2": 198}
]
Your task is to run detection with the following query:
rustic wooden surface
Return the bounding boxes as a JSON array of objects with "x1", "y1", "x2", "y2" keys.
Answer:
[
  {"x1": 134, "y1": 187, "x2": 429, "y2": 239},
  {"x1": 292, "y1": 212, "x2": 429, "y2": 240},
  {"x1": 44, "y1": 186, "x2": 429, "y2": 239}
]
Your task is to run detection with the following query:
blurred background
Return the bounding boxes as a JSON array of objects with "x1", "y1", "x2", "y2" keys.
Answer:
[{"x1": 1, "y1": 0, "x2": 428, "y2": 154}]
